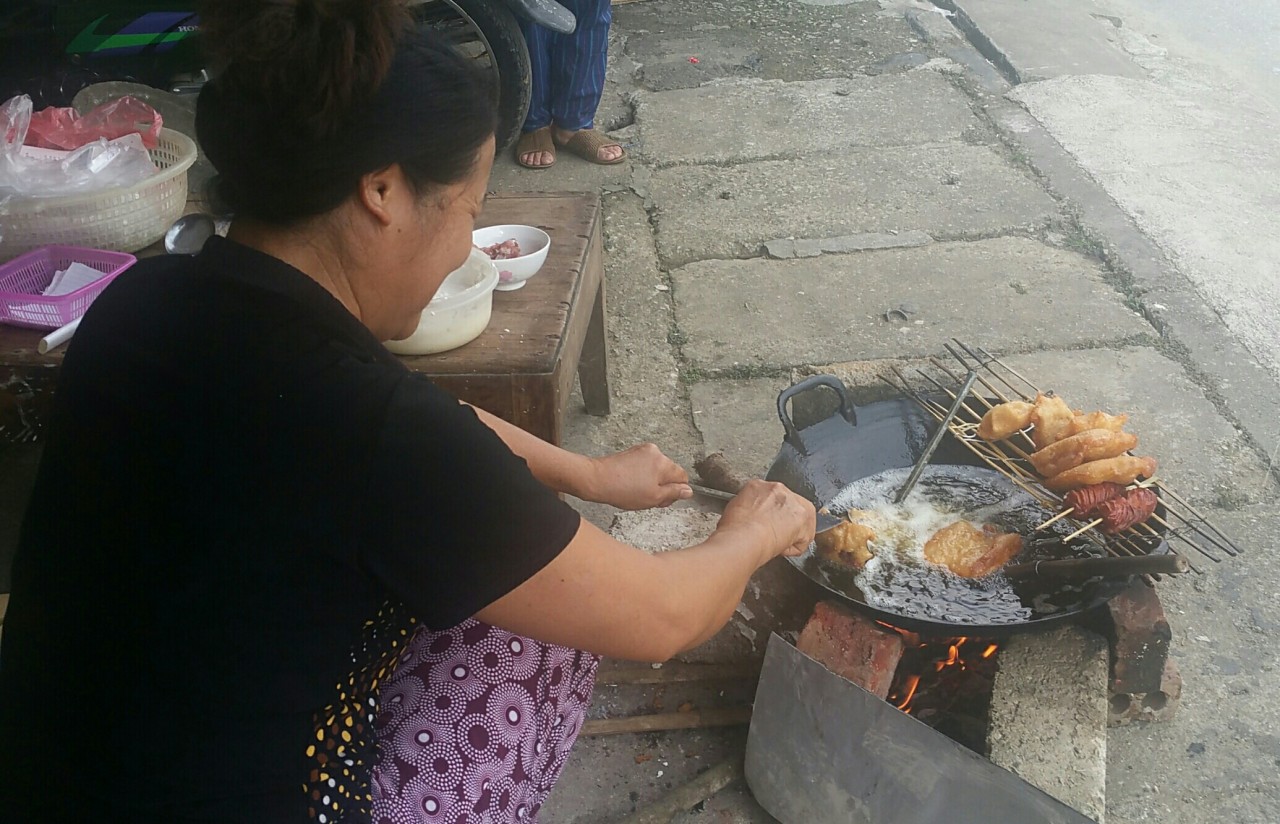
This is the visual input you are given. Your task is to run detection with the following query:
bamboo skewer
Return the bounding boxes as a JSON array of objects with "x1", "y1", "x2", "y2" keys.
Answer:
[
  {"x1": 1062, "y1": 519, "x2": 1105, "y2": 542},
  {"x1": 1035, "y1": 508, "x2": 1076, "y2": 530}
]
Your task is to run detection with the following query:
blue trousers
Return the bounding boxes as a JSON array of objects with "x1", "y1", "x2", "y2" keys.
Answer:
[{"x1": 519, "y1": 0, "x2": 612, "y2": 132}]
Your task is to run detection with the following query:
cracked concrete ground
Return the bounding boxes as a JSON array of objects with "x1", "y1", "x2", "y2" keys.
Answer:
[
  {"x1": 2, "y1": 0, "x2": 1277, "y2": 821},
  {"x1": 511, "y1": 0, "x2": 1280, "y2": 821}
]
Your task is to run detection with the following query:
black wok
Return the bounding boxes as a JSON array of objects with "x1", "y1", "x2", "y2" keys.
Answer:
[{"x1": 764, "y1": 375, "x2": 1166, "y2": 637}]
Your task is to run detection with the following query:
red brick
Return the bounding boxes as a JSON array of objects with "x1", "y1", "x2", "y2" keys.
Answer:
[
  {"x1": 1109, "y1": 656, "x2": 1181, "y2": 726},
  {"x1": 796, "y1": 601, "x2": 905, "y2": 699},
  {"x1": 1107, "y1": 580, "x2": 1172, "y2": 695}
]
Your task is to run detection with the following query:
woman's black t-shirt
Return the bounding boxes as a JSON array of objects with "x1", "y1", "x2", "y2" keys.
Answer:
[{"x1": 0, "y1": 237, "x2": 581, "y2": 822}]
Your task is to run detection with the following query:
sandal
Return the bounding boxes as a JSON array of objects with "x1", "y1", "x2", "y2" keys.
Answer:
[
  {"x1": 515, "y1": 127, "x2": 555, "y2": 169},
  {"x1": 556, "y1": 129, "x2": 627, "y2": 166}
]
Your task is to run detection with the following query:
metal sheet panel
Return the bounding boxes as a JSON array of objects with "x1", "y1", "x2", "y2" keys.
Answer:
[{"x1": 745, "y1": 633, "x2": 1097, "y2": 824}]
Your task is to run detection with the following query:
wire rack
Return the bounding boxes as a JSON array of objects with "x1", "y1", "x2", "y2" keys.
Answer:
[{"x1": 878, "y1": 341, "x2": 1242, "y2": 573}]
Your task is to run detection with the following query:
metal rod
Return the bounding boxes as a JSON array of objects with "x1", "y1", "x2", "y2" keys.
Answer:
[
  {"x1": 690, "y1": 483, "x2": 735, "y2": 503},
  {"x1": 1151, "y1": 492, "x2": 1242, "y2": 556},
  {"x1": 894, "y1": 369, "x2": 980, "y2": 504}
]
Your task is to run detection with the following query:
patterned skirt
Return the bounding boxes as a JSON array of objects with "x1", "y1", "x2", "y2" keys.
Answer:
[{"x1": 370, "y1": 618, "x2": 599, "y2": 824}]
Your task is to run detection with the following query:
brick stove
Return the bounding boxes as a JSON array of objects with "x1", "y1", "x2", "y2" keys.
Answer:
[{"x1": 792, "y1": 579, "x2": 1181, "y2": 822}]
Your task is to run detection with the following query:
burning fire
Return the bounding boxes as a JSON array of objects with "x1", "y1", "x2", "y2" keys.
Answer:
[{"x1": 884, "y1": 633, "x2": 1001, "y2": 715}]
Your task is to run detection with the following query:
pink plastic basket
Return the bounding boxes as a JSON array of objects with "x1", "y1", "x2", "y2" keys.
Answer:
[{"x1": 0, "y1": 245, "x2": 135, "y2": 330}]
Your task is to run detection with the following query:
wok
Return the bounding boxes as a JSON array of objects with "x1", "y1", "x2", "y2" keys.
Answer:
[{"x1": 764, "y1": 375, "x2": 1167, "y2": 636}]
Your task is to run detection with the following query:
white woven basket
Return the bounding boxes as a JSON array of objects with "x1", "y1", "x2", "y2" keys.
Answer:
[{"x1": 0, "y1": 128, "x2": 199, "y2": 258}]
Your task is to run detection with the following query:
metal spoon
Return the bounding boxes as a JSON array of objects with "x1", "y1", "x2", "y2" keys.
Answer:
[{"x1": 164, "y1": 213, "x2": 217, "y2": 255}]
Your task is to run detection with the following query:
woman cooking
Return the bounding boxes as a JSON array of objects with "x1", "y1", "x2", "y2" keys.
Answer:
[{"x1": 0, "y1": 1, "x2": 815, "y2": 822}]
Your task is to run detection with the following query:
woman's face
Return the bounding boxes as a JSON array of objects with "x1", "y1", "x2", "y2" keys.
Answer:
[{"x1": 383, "y1": 136, "x2": 496, "y2": 340}]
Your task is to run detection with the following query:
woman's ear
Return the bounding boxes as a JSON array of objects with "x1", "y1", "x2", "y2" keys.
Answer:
[{"x1": 356, "y1": 164, "x2": 406, "y2": 227}]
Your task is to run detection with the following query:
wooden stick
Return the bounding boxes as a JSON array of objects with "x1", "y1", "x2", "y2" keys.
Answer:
[
  {"x1": 1035, "y1": 508, "x2": 1076, "y2": 530},
  {"x1": 1062, "y1": 519, "x2": 1104, "y2": 542},
  {"x1": 596, "y1": 662, "x2": 759, "y2": 687},
  {"x1": 694, "y1": 452, "x2": 748, "y2": 495},
  {"x1": 581, "y1": 707, "x2": 752, "y2": 737},
  {"x1": 615, "y1": 759, "x2": 743, "y2": 824}
]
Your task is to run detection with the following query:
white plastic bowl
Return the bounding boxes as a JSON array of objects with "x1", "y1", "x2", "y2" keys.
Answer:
[
  {"x1": 383, "y1": 248, "x2": 498, "y2": 355},
  {"x1": 472, "y1": 224, "x2": 551, "y2": 291}
]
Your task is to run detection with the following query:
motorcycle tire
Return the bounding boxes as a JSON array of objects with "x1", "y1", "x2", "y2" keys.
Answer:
[{"x1": 412, "y1": 0, "x2": 532, "y2": 153}]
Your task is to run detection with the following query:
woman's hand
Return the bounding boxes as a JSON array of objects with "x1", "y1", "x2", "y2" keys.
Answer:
[
  {"x1": 587, "y1": 443, "x2": 692, "y2": 510},
  {"x1": 718, "y1": 479, "x2": 816, "y2": 560}
]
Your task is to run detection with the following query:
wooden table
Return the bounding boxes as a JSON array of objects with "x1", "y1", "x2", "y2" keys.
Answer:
[
  {"x1": 0, "y1": 192, "x2": 610, "y2": 446},
  {"x1": 405, "y1": 192, "x2": 611, "y2": 444}
]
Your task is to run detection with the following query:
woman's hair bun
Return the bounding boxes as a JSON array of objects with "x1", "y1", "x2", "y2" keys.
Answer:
[{"x1": 199, "y1": 0, "x2": 411, "y2": 138}]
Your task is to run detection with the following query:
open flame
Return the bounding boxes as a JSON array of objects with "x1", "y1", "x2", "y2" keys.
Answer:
[{"x1": 885, "y1": 634, "x2": 1001, "y2": 716}]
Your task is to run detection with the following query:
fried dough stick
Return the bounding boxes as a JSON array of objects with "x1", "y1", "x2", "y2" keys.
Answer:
[
  {"x1": 977, "y1": 400, "x2": 1035, "y2": 441},
  {"x1": 1062, "y1": 410, "x2": 1129, "y2": 439},
  {"x1": 1044, "y1": 455, "x2": 1158, "y2": 493},
  {"x1": 1028, "y1": 428, "x2": 1139, "y2": 478},
  {"x1": 1030, "y1": 393, "x2": 1075, "y2": 449}
]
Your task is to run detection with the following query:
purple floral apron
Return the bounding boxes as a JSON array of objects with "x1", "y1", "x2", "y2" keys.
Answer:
[{"x1": 370, "y1": 619, "x2": 599, "y2": 824}]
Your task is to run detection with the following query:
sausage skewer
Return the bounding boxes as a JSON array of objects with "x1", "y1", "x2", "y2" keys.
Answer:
[{"x1": 1034, "y1": 482, "x2": 1127, "y2": 531}]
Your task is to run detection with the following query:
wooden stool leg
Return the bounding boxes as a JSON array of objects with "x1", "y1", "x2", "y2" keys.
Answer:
[{"x1": 578, "y1": 282, "x2": 611, "y2": 416}]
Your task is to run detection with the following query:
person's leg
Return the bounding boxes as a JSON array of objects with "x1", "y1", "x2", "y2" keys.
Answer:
[
  {"x1": 518, "y1": 19, "x2": 556, "y2": 168},
  {"x1": 370, "y1": 618, "x2": 599, "y2": 822},
  {"x1": 548, "y1": 0, "x2": 623, "y2": 163}
]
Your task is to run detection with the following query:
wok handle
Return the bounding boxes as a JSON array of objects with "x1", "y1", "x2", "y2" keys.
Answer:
[
  {"x1": 776, "y1": 375, "x2": 858, "y2": 446},
  {"x1": 1003, "y1": 553, "x2": 1189, "y2": 580},
  {"x1": 694, "y1": 452, "x2": 750, "y2": 494}
]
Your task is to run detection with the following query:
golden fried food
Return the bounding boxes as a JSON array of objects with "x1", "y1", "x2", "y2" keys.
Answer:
[
  {"x1": 815, "y1": 519, "x2": 877, "y2": 569},
  {"x1": 1028, "y1": 428, "x2": 1139, "y2": 478},
  {"x1": 977, "y1": 400, "x2": 1035, "y2": 441},
  {"x1": 922, "y1": 521, "x2": 1024, "y2": 578},
  {"x1": 1044, "y1": 455, "x2": 1158, "y2": 493},
  {"x1": 1030, "y1": 393, "x2": 1075, "y2": 449},
  {"x1": 1062, "y1": 410, "x2": 1130, "y2": 439}
]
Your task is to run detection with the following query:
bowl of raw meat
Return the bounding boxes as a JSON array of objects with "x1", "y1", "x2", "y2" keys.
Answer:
[{"x1": 472, "y1": 224, "x2": 550, "y2": 291}]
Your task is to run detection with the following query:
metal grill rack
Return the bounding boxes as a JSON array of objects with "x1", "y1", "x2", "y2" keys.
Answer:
[{"x1": 879, "y1": 341, "x2": 1242, "y2": 572}]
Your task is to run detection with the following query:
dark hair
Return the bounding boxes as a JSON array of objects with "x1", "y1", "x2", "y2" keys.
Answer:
[{"x1": 196, "y1": 0, "x2": 497, "y2": 223}]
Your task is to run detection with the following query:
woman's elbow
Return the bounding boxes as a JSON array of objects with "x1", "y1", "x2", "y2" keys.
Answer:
[{"x1": 639, "y1": 592, "x2": 719, "y2": 662}]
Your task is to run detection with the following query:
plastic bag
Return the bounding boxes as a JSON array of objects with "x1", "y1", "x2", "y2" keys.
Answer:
[
  {"x1": 26, "y1": 96, "x2": 162, "y2": 151},
  {"x1": 0, "y1": 95, "x2": 158, "y2": 199},
  {"x1": 1, "y1": 94, "x2": 32, "y2": 158}
]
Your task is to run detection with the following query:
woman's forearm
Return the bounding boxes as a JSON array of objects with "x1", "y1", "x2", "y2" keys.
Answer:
[
  {"x1": 465, "y1": 403, "x2": 598, "y2": 499},
  {"x1": 476, "y1": 519, "x2": 776, "y2": 662}
]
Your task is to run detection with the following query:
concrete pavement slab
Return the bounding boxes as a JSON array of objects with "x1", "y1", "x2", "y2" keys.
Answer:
[
  {"x1": 671, "y1": 237, "x2": 1149, "y2": 370},
  {"x1": 988, "y1": 625, "x2": 1110, "y2": 823},
  {"x1": 650, "y1": 144, "x2": 1059, "y2": 266},
  {"x1": 935, "y1": 0, "x2": 1145, "y2": 83},
  {"x1": 689, "y1": 378, "x2": 795, "y2": 480},
  {"x1": 619, "y1": 0, "x2": 924, "y2": 91},
  {"x1": 545, "y1": 727, "x2": 764, "y2": 823},
  {"x1": 765, "y1": 230, "x2": 933, "y2": 260},
  {"x1": 561, "y1": 193, "x2": 702, "y2": 467},
  {"x1": 1106, "y1": 502, "x2": 1280, "y2": 824},
  {"x1": 1009, "y1": 75, "x2": 1280, "y2": 386},
  {"x1": 634, "y1": 73, "x2": 980, "y2": 167}
]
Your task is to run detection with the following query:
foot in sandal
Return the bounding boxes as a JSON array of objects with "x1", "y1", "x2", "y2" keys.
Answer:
[
  {"x1": 553, "y1": 127, "x2": 625, "y2": 165},
  {"x1": 516, "y1": 126, "x2": 555, "y2": 169}
]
